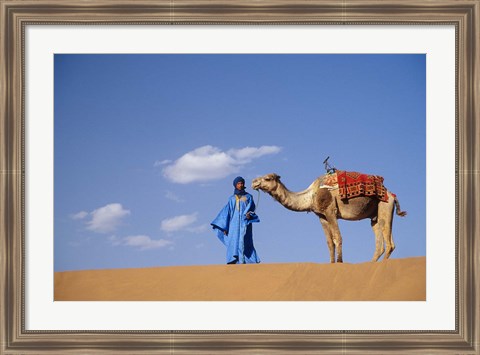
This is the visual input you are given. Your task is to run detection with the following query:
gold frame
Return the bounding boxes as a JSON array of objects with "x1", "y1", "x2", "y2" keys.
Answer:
[{"x1": 1, "y1": 0, "x2": 478, "y2": 353}]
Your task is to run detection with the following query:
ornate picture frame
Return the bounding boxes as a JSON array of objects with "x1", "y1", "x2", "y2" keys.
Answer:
[{"x1": 1, "y1": 0, "x2": 478, "y2": 353}]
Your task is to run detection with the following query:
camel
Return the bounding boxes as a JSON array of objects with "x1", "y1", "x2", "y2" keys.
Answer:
[{"x1": 251, "y1": 173, "x2": 407, "y2": 263}]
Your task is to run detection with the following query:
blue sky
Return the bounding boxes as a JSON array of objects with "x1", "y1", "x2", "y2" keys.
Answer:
[{"x1": 54, "y1": 54, "x2": 425, "y2": 272}]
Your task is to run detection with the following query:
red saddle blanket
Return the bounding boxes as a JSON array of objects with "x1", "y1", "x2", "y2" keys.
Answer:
[{"x1": 336, "y1": 170, "x2": 388, "y2": 202}]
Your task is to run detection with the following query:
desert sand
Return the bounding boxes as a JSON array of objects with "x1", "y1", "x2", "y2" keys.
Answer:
[{"x1": 54, "y1": 256, "x2": 425, "y2": 301}]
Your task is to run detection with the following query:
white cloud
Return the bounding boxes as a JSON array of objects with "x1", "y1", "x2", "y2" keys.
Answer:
[
  {"x1": 71, "y1": 211, "x2": 88, "y2": 220},
  {"x1": 165, "y1": 190, "x2": 184, "y2": 203},
  {"x1": 123, "y1": 235, "x2": 173, "y2": 250},
  {"x1": 86, "y1": 203, "x2": 130, "y2": 234},
  {"x1": 108, "y1": 235, "x2": 122, "y2": 246},
  {"x1": 154, "y1": 159, "x2": 172, "y2": 167},
  {"x1": 161, "y1": 213, "x2": 198, "y2": 233},
  {"x1": 186, "y1": 224, "x2": 209, "y2": 233},
  {"x1": 109, "y1": 235, "x2": 173, "y2": 250},
  {"x1": 228, "y1": 146, "x2": 282, "y2": 163},
  {"x1": 161, "y1": 145, "x2": 282, "y2": 184}
]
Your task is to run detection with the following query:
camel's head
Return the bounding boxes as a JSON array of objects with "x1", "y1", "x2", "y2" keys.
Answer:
[{"x1": 251, "y1": 173, "x2": 281, "y2": 192}]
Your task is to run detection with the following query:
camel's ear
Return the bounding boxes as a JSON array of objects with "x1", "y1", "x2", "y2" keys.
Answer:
[{"x1": 274, "y1": 174, "x2": 281, "y2": 180}]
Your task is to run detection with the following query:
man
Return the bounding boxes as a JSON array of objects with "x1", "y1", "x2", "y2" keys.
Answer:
[{"x1": 211, "y1": 176, "x2": 260, "y2": 264}]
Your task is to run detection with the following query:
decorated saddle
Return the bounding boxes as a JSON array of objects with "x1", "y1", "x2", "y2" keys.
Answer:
[{"x1": 321, "y1": 170, "x2": 388, "y2": 202}]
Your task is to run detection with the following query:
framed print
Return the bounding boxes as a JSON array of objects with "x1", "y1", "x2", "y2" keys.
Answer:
[{"x1": 1, "y1": 0, "x2": 479, "y2": 353}]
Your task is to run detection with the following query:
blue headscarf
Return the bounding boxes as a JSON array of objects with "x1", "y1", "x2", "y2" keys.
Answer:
[{"x1": 233, "y1": 176, "x2": 246, "y2": 195}]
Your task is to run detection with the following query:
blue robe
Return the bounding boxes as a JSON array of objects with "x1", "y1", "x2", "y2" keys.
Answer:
[{"x1": 211, "y1": 193, "x2": 260, "y2": 264}]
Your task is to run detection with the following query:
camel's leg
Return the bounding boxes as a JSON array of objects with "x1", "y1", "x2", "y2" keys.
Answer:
[
  {"x1": 382, "y1": 218, "x2": 395, "y2": 259},
  {"x1": 322, "y1": 213, "x2": 343, "y2": 263},
  {"x1": 378, "y1": 198, "x2": 396, "y2": 260},
  {"x1": 329, "y1": 217, "x2": 343, "y2": 263},
  {"x1": 319, "y1": 217, "x2": 335, "y2": 263},
  {"x1": 371, "y1": 219, "x2": 385, "y2": 262}
]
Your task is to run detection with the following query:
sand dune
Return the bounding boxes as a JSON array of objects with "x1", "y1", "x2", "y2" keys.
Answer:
[{"x1": 54, "y1": 256, "x2": 425, "y2": 301}]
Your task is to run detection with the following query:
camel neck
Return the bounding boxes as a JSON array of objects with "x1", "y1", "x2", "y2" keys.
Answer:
[{"x1": 270, "y1": 181, "x2": 313, "y2": 212}]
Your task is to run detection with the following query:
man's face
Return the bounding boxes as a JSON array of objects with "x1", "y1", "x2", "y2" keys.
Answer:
[{"x1": 236, "y1": 181, "x2": 245, "y2": 190}]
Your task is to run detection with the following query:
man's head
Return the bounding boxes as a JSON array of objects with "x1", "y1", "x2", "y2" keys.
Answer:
[{"x1": 233, "y1": 176, "x2": 245, "y2": 190}]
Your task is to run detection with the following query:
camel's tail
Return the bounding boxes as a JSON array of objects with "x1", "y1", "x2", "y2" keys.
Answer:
[{"x1": 393, "y1": 195, "x2": 407, "y2": 217}]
